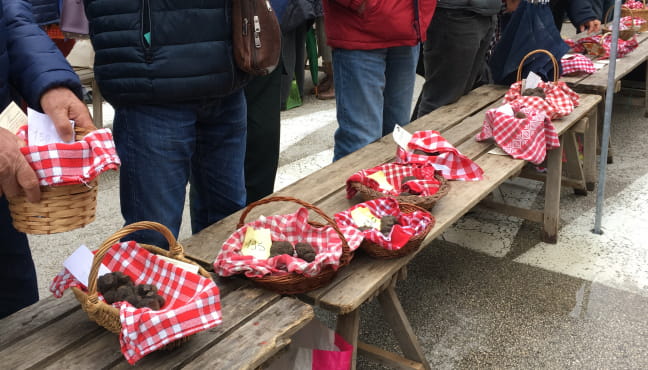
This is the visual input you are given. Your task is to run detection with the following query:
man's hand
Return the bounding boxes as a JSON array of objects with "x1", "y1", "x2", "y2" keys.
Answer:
[
  {"x1": 40, "y1": 87, "x2": 95, "y2": 142},
  {"x1": 580, "y1": 19, "x2": 602, "y2": 34},
  {"x1": 0, "y1": 128, "x2": 40, "y2": 202}
]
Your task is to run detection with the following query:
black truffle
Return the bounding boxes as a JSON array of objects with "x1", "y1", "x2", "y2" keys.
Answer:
[
  {"x1": 295, "y1": 242, "x2": 317, "y2": 262},
  {"x1": 136, "y1": 284, "x2": 158, "y2": 298},
  {"x1": 380, "y1": 215, "x2": 399, "y2": 236},
  {"x1": 521, "y1": 87, "x2": 546, "y2": 99},
  {"x1": 269, "y1": 241, "x2": 294, "y2": 258},
  {"x1": 515, "y1": 111, "x2": 527, "y2": 119}
]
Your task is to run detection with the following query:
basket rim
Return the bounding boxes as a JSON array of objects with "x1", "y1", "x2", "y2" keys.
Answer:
[{"x1": 349, "y1": 173, "x2": 450, "y2": 210}]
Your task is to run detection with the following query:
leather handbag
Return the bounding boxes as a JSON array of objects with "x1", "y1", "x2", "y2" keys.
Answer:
[
  {"x1": 59, "y1": 0, "x2": 89, "y2": 36},
  {"x1": 232, "y1": 0, "x2": 281, "y2": 75}
]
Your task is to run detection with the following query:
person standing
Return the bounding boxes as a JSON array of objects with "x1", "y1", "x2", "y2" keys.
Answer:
[
  {"x1": 84, "y1": 0, "x2": 249, "y2": 247},
  {"x1": 1, "y1": 0, "x2": 94, "y2": 318},
  {"x1": 416, "y1": 1, "x2": 501, "y2": 118},
  {"x1": 322, "y1": 0, "x2": 437, "y2": 161}
]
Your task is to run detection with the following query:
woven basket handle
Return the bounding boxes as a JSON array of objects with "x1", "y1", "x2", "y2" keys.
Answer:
[
  {"x1": 237, "y1": 196, "x2": 352, "y2": 266},
  {"x1": 608, "y1": 4, "x2": 635, "y2": 24},
  {"x1": 86, "y1": 221, "x2": 183, "y2": 304},
  {"x1": 516, "y1": 49, "x2": 559, "y2": 82}
]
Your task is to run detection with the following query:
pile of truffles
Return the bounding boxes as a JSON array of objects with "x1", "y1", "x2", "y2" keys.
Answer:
[
  {"x1": 97, "y1": 271, "x2": 166, "y2": 310},
  {"x1": 269, "y1": 241, "x2": 317, "y2": 262},
  {"x1": 400, "y1": 175, "x2": 420, "y2": 196},
  {"x1": 358, "y1": 215, "x2": 400, "y2": 236},
  {"x1": 521, "y1": 87, "x2": 546, "y2": 99}
]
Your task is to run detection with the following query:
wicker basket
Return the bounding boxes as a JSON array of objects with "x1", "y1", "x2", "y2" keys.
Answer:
[
  {"x1": 517, "y1": 49, "x2": 559, "y2": 83},
  {"x1": 72, "y1": 221, "x2": 211, "y2": 348},
  {"x1": 360, "y1": 203, "x2": 435, "y2": 260},
  {"x1": 7, "y1": 127, "x2": 98, "y2": 234},
  {"x1": 622, "y1": 0, "x2": 648, "y2": 32},
  {"x1": 236, "y1": 196, "x2": 352, "y2": 295},
  {"x1": 603, "y1": 5, "x2": 639, "y2": 40},
  {"x1": 581, "y1": 33, "x2": 613, "y2": 58},
  {"x1": 349, "y1": 173, "x2": 449, "y2": 210}
]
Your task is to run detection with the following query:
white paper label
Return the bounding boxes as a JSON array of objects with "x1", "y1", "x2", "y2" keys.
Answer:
[
  {"x1": 524, "y1": 71, "x2": 542, "y2": 90},
  {"x1": 63, "y1": 245, "x2": 111, "y2": 288},
  {"x1": 27, "y1": 108, "x2": 74, "y2": 146},
  {"x1": 0, "y1": 102, "x2": 27, "y2": 134},
  {"x1": 392, "y1": 124, "x2": 413, "y2": 151},
  {"x1": 156, "y1": 255, "x2": 200, "y2": 274},
  {"x1": 495, "y1": 104, "x2": 514, "y2": 116}
]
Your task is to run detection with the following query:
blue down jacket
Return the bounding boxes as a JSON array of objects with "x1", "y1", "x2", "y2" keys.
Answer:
[
  {"x1": 0, "y1": 0, "x2": 81, "y2": 112},
  {"x1": 84, "y1": 0, "x2": 249, "y2": 107}
]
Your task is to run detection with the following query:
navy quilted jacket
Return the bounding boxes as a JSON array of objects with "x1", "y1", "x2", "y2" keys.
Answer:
[
  {"x1": 84, "y1": 0, "x2": 248, "y2": 107},
  {"x1": 0, "y1": 0, "x2": 82, "y2": 112}
]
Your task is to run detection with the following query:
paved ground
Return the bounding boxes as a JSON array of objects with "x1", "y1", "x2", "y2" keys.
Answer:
[{"x1": 28, "y1": 30, "x2": 648, "y2": 368}]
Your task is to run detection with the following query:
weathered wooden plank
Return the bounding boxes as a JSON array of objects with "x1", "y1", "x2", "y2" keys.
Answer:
[
  {"x1": 0, "y1": 293, "x2": 79, "y2": 348},
  {"x1": 543, "y1": 138, "x2": 565, "y2": 243},
  {"x1": 108, "y1": 286, "x2": 281, "y2": 369},
  {"x1": 0, "y1": 308, "x2": 103, "y2": 369},
  {"x1": 358, "y1": 341, "x2": 425, "y2": 370},
  {"x1": 39, "y1": 330, "x2": 122, "y2": 370},
  {"x1": 181, "y1": 297, "x2": 313, "y2": 370},
  {"x1": 336, "y1": 309, "x2": 361, "y2": 370}
]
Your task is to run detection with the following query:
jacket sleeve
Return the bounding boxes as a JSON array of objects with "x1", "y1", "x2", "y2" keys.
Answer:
[
  {"x1": 565, "y1": 0, "x2": 598, "y2": 31},
  {"x1": 4, "y1": 0, "x2": 82, "y2": 111},
  {"x1": 328, "y1": 0, "x2": 366, "y2": 13}
]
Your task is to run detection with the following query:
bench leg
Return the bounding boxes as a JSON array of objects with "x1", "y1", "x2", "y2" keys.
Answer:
[
  {"x1": 336, "y1": 309, "x2": 360, "y2": 370},
  {"x1": 543, "y1": 137, "x2": 564, "y2": 244},
  {"x1": 583, "y1": 108, "x2": 598, "y2": 191},
  {"x1": 563, "y1": 131, "x2": 586, "y2": 195},
  {"x1": 596, "y1": 97, "x2": 613, "y2": 164},
  {"x1": 645, "y1": 59, "x2": 648, "y2": 118},
  {"x1": 91, "y1": 79, "x2": 103, "y2": 128},
  {"x1": 377, "y1": 286, "x2": 431, "y2": 370}
]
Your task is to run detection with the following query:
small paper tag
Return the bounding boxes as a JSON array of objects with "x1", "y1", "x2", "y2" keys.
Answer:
[
  {"x1": 27, "y1": 108, "x2": 74, "y2": 146},
  {"x1": 351, "y1": 207, "x2": 381, "y2": 230},
  {"x1": 367, "y1": 171, "x2": 395, "y2": 192},
  {"x1": 488, "y1": 146, "x2": 509, "y2": 156},
  {"x1": 156, "y1": 255, "x2": 200, "y2": 274},
  {"x1": 63, "y1": 245, "x2": 111, "y2": 288},
  {"x1": 495, "y1": 104, "x2": 514, "y2": 116},
  {"x1": 524, "y1": 71, "x2": 542, "y2": 90},
  {"x1": 0, "y1": 102, "x2": 27, "y2": 134},
  {"x1": 392, "y1": 124, "x2": 413, "y2": 151},
  {"x1": 241, "y1": 227, "x2": 272, "y2": 260}
]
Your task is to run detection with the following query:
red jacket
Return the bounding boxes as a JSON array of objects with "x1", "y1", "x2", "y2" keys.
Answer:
[{"x1": 322, "y1": 0, "x2": 437, "y2": 50}]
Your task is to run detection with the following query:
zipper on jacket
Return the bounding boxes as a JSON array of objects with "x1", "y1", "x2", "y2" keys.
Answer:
[
  {"x1": 141, "y1": 0, "x2": 153, "y2": 63},
  {"x1": 412, "y1": 0, "x2": 422, "y2": 42}
]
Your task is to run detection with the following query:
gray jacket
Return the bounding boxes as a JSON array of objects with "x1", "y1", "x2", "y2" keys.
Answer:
[{"x1": 437, "y1": 0, "x2": 502, "y2": 16}]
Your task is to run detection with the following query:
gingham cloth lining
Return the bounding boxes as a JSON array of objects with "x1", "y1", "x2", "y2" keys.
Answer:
[
  {"x1": 476, "y1": 105, "x2": 560, "y2": 165},
  {"x1": 561, "y1": 54, "x2": 596, "y2": 75},
  {"x1": 334, "y1": 198, "x2": 433, "y2": 250},
  {"x1": 624, "y1": 0, "x2": 646, "y2": 9},
  {"x1": 17, "y1": 125, "x2": 120, "y2": 186},
  {"x1": 576, "y1": 34, "x2": 639, "y2": 59},
  {"x1": 394, "y1": 130, "x2": 484, "y2": 181},
  {"x1": 214, "y1": 207, "x2": 364, "y2": 278},
  {"x1": 503, "y1": 80, "x2": 580, "y2": 120},
  {"x1": 49, "y1": 241, "x2": 222, "y2": 364},
  {"x1": 346, "y1": 163, "x2": 442, "y2": 199}
]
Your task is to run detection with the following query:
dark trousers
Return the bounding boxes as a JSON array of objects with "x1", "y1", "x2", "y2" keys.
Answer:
[
  {"x1": 0, "y1": 196, "x2": 38, "y2": 319},
  {"x1": 244, "y1": 62, "x2": 282, "y2": 204},
  {"x1": 416, "y1": 8, "x2": 495, "y2": 118},
  {"x1": 280, "y1": 23, "x2": 308, "y2": 109}
]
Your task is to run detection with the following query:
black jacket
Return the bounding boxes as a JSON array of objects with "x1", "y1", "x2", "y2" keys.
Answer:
[
  {"x1": 85, "y1": 0, "x2": 248, "y2": 107},
  {"x1": 550, "y1": 0, "x2": 598, "y2": 32},
  {"x1": 27, "y1": 0, "x2": 58, "y2": 25}
]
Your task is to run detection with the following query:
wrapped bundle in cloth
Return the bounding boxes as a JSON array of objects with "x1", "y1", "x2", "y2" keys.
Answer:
[
  {"x1": 8, "y1": 126, "x2": 120, "y2": 233},
  {"x1": 334, "y1": 197, "x2": 435, "y2": 259},
  {"x1": 346, "y1": 162, "x2": 451, "y2": 210},
  {"x1": 577, "y1": 33, "x2": 639, "y2": 60},
  {"x1": 476, "y1": 103, "x2": 560, "y2": 165},
  {"x1": 503, "y1": 49, "x2": 580, "y2": 120},
  {"x1": 50, "y1": 223, "x2": 221, "y2": 365},
  {"x1": 214, "y1": 197, "x2": 364, "y2": 294},
  {"x1": 561, "y1": 54, "x2": 596, "y2": 76},
  {"x1": 394, "y1": 130, "x2": 484, "y2": 181}
]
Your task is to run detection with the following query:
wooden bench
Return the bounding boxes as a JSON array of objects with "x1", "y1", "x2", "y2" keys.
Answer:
[
  {"x1": 74, "y1": 67, "x2": 104, "y2": 128},
  {"x1": 562, "y1": 31, "x2": 648, "y2": 163},
  {"x1": 182, "y1": 84, "x2": 601, "y2": 369},
  {"x1": 0, "y1": 275, "x2": 313, "y2": 369}
]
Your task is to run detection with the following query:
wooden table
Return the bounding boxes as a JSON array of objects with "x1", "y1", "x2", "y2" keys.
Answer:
[
  {"x1": 182, "y1": 85, "x2": 601, "y2": 369},
  {"x1": 74, "y1": 67, "x2": 104, "y2": 128},
  {"x1": 562, "y1": 31, "x2": 648, "y2": 163},
  {"x1": 0, "y1": 275, "x2": 313, "y2": 369}
]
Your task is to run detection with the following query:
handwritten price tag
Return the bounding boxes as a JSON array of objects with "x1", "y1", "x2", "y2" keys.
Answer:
[
  {"x1": 241, "y1": 227, "x2": 272, "y2": 260},
  {"x1": 351, "y1": 207, "x2": 381, "y2": 230},
  {"x1": 367, "y1": 170, "x2": 395, "y2": 192}
]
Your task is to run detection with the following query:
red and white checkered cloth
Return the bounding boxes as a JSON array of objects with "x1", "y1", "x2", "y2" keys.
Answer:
[
  {"x1": 50, "y1": 241, "x2": 222, "y2": 364},
  {"x1": 564, "y1": 38, "x2": 585, "y2": 53},
  {"x1": 334, "y1": 198, "x2": 434, "y2": 250},
  {"x1": 619, "y1": 15, "x2": 646, "y2": 28},
  {"x1": 346, "y1": 163, "x2": 443, "y2": 199},
  {"x1": 394, "y1": 130, "x2": 484, "y2": 181},
  {"x1": 577, "y1": 33, "x2": 639, "y2": 59},
  {"x1": 214, "y1": 207, "x2": 364, "y2": 278},
  {"x1": 476, "y1": 105, "x2": 560, "y2": 165},
  {"x1": 17, "y1": 126, "x2": 120, "y2": 186},
  {"x1": 624, "y1": 0, "x2": 646, "y2": 9},
  {"x1": 503, "y1": 80, "x2": 580, "y2": 120},
  {"x1": 561, "y1": 54, "x2": 596, "y2": 76}
]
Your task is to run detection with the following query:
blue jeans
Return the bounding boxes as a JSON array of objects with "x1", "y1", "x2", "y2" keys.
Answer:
[
  {"x1": 0, "y1": 197, "x2": 38, "y2": 318},
  {"x1": 332, "y1": 45, "x2": 419, "y2": 161},
  {"x1": 113, "y1": 90, "x2": 247, "y2": 248}
]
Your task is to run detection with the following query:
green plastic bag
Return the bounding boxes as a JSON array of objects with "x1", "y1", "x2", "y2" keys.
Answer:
[{"x1": 285, "y1": 80, "x2": 302, "y2": 110}]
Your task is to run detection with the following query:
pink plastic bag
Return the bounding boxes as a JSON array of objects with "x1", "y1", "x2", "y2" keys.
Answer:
[{"x1": 265, "y1": 319, "x2": 353, "y2": 370}]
